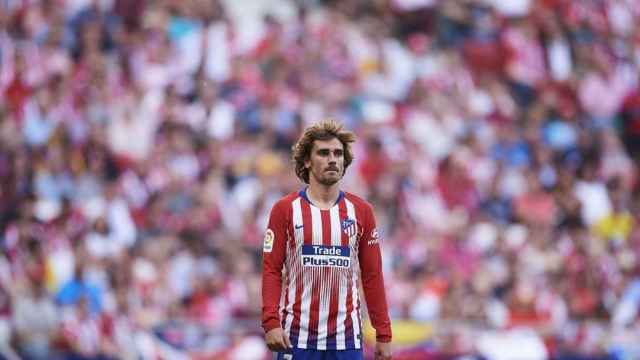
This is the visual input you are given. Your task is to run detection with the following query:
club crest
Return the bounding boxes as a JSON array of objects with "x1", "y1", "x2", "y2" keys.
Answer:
[{"x1": 342, "y1": 218, "x2": 357, "y2": 237}]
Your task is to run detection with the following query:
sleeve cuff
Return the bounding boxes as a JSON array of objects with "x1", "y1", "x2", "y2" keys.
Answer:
[
  {"x1": 376, "y1": 334, "x2": 392, "y2": 343},
  {"x1": 262, "y1": 318, "x2": 281, "y2": 334}
]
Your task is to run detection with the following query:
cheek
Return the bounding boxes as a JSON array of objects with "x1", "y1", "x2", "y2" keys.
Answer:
[{"x1": 310, "y1": 159, "x2": 322, "y2": 171}]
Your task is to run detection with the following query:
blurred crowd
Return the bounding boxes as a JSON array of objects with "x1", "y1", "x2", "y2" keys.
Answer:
[{"x1": 2, "y1": 0, "x2": 640, "y2": 359}]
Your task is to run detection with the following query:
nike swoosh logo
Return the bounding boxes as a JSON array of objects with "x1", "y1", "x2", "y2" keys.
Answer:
[{"x1": 294, "y1": 224, "x2": 303, "y2": 230}]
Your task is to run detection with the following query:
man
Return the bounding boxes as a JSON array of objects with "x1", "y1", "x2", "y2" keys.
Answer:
[
  {"x1": 262, "y1": 120, "x2": 392, "y2": 360},
  {"x1": 13, "y1": 278, "x2": 58, "y2": 360}
]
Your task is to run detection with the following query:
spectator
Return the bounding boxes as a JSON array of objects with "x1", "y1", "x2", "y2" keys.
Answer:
[
  {"x1": 13, "y1": 279, "x2": 59, "y2": 360},
  {"x1": 56, "y1": 262, "x2": 103, "y2": 315}
]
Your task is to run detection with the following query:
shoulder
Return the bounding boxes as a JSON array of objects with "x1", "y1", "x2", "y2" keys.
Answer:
[
  {"x1": 270, "y1": 191, "x2": 301, "y2": 213},
  {"x1": 344, "y1": 192, "x2": 374, "y2": 213}
]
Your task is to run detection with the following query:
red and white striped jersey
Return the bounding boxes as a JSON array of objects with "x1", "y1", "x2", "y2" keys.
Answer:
[{"x1": 262, "y1": 189, "x2": 392, "y2": 350}]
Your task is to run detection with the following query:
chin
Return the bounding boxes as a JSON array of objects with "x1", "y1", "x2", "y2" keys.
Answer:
[{"x1": 320, "y1": 177, "x2": 340, "y2": 186}]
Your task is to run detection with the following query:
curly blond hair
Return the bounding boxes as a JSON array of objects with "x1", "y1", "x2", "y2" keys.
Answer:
[{"x1": 292, "y1": 120, "x2": 356, "y2": 184}]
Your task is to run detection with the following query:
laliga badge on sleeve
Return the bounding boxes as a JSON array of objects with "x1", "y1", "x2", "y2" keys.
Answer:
[{"x1": 263, "y1": 229, "x2": 275, "y2": 253}]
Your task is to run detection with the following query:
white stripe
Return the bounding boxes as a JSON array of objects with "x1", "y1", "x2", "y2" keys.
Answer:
[
  {"x1": 284, "y1": 198, "x2": 302, "y2": 338},
  {"x1": 297, "y1": 201, "x2": 312, "y2": 349},
  {"x1": 311, "y1": 206, "x2": 323, "y2": 246},
  {"x1": 317, "y1": 277, "x2": 328, "y2": 349},
  {"x1": 311, "y1": 206, "x2": 328, "y2": 350},
  {"x1": 345, "y1": 199, "x2": 361, "y2": 348},
  {"x1": 336, "y1": 272, "x2": 348, "y2": 350},
  {"x1": 330, "y1": 206, "x2": 341, "y2": 246},
  {"x1": 331, "y1": 206, "x2": 347, "y2": 350}
]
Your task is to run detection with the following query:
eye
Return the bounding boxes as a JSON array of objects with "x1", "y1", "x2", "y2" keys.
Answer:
[
  {"x1": 318, "y1": 149, "x2": 330, "y2": 156},
  {"x1": 334, "y1": 150, "x2": 344, "y2": 157}
]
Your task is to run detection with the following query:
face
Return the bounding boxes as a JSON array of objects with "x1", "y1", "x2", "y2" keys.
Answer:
[{"x1": 305, "y1": 138, "x2": 345, "y2": 186}]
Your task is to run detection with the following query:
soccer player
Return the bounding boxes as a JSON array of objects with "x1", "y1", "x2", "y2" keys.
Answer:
[{"x1": 262, "y1": 120, "x2": 392, "y2": 360}]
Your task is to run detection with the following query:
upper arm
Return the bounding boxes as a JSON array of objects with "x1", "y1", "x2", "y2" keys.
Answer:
[
  {"x1": 358, "y1": 203, "x2": 381, "y2": 264},
  {"x1": 262, "y1": 201, "x2": 289, "y2": 274}
]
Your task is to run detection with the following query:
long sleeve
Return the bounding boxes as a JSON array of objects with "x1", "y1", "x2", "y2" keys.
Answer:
[
  {"x1": 358, "y1": 204, "x2": 392, "y2": 343},
  {"x1": 261, "y1": 201, "x2": 289, "y2": 333}
]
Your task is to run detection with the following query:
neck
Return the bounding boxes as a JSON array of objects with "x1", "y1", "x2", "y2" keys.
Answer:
[{"x1": 306, "y1": 181, "x2": 340, "y2": 209}]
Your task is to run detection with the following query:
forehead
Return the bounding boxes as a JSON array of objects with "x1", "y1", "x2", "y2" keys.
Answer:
[{"x1": 312, "y1": 138, "x2": 343, "y2": 151}]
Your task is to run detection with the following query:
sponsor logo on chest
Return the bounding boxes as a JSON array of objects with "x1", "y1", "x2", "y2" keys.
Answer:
[{"x1": 301, "y1": 245, "x2": 351, "y2": 268}]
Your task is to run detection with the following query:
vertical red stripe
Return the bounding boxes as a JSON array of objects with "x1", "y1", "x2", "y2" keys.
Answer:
[
  {"x1": 281, "y1": 205, "x2": 292, "y2": 329},
  {"x1": 301, "y1": 201, "x2": 312, "y2": 246},
  {"x1": 281, "y1": 281, "x2": 289, "y2": 329},
  {"x1": 321, "y1": 211, "x2": 332, "y2": 246},
  {"x1": 353, "y1": 202, "x2": 365, "y2": 347},
  {"x1": 303, "y1": 201, "x2": 320, "y2": 347},
  {"x1": 290, "y1": 198, "x2": 310, "y2": 344},
  {"x1": 326, "y1": 207, "x2": 340, "y2": 348},
  {"x1": 338, "y1": 200, "x2": 354, "y2": 347},
  {"x1": 320, "y1": 211, "x2": 336, "y2": 347},
  {"x1": 339, "y1": 200, "x2": 349, "y2": 247}
]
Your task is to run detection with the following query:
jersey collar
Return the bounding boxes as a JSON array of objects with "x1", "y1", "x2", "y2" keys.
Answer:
[{"x1": 299, "y1": 187, "x2": 344, "y2": 207}]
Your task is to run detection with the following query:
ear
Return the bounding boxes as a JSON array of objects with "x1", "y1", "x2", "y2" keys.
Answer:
[{"x1": 304, "y1": 158, "x2": 311, "y2": 169}]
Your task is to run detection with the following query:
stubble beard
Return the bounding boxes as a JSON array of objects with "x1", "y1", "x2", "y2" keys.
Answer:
[
  {"x1": 319, "y1": 176, "x2": 340, "y2": 186},
  {"x1": 312, "y1": 169, "x2": 341, "y2": 186}
]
